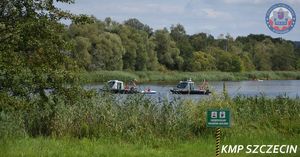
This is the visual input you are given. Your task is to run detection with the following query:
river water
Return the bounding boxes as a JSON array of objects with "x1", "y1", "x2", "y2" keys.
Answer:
[{"x1": 84, "y1": 80, "x2": 300, "y2": 100}]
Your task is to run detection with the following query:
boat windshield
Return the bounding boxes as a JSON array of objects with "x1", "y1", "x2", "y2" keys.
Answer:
[
  {"x1": 108, "y1": 81, "x2": 115, "y2": 88},
  {"x1": 177, "y1": 82, "x2": 188, "y2": 89}
]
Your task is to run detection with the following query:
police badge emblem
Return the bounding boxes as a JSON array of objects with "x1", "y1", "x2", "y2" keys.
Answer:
[{"x1": 266, "y1": 3, "x2": 296, "y2": 34}]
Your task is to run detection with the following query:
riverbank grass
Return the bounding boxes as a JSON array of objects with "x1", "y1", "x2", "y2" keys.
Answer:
[
  {"x1": 1, "y1": 94, "x2": 299, "y2": 157},
  {"x1": 1, "y1": 132, "x2": 299, "y2": 157},
  {"x1": 79, "y1": 71, "x2": 300, "y2": 84}
]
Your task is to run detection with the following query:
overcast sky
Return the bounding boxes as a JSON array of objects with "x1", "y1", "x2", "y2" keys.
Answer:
[{"x1": 56, "y1": 0, "x2": 300, "y2": 41}]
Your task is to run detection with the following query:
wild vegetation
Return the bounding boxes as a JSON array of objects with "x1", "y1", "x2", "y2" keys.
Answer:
[
  {"x1": 67, "y1": 18, "x2": 300, "y2": 72},
  {"x1": 1, "y1": 93, "x2": 300, "y2": 156},
  {"x1": 0, "y1": 1, "x2": 299, "y2": 156},
  {"x1": 79, "y1": 70, "x2": 300, "y2": 84},
  {"x1": 1, "y1": 93, "x2": 300, "y2": 138},
  {"x1": 2, "y1": 134, "x2": 299, "y2": 157}
]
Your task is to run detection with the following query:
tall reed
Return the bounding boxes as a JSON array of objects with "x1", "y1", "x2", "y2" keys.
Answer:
[{"x1": 1, "y1": 92, "x2": 299, "y2": 141}]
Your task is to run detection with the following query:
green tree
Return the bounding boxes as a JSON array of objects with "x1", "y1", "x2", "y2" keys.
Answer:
[
  {"x1": 208, "y1": 47, "x2": 243, "y2": 72},
  {"x1": 146, "y1": 40, "x2": 160, "y2": 70},
  {"x1": 189, "y1": 51, "x2": 216, "y2": 71},
  {"x1": 91, "y1": 32, "x2": 124, "y2": 70},
  {"x1": 170, "y1": 24, "x2": 194, "y2": 70},
  {"x1": 68, "y1": 19, "x2": 105, "y2": 40},
  {"x1": 71, "y1": 36, "x2": 92, "y2": 69},
  {"x1": 117, "y1": 26, "x2": 138, "y2": 70},
  {"x1": 152, "y1": 29, "x2": 183, "y2": 70},
  {"x1": 190, "y1": 33, "x2": 214, "y2": 51},
  {"x1": 116, "y1": 25, "x2": 159, "y2": 71},
  {"x1": 217, "y1": 53, "x2": 243, "y2": 72},
  {"x1": 253, "y1": 40, "x2": 273, "y2": 70},
  {"x1": 239, "y1": 53, "x2": 255, "y2": 71},
  {"x1": 271, "y1": 41, "x2": 295, "y2": 70},
  {"x1": 63, "y1": 18, "x2": 299, "y2": 72},
  {"x1": 133, "y1": 31, "x2": 149, "y2": 71},
  {"x1": 296, "y1": 59, "x2": 300, "y2": 70},
  {"x1": 0, "y1": 0, "x2": 93, "y2": 136},
  {"x1": 124, "y1": 18, "x2": 153, "y2": 36},
  {"x1": 295, "y1": 46, "x2": 300, "y2": 70},
  {"x1": 0, "y1": 0, "x2": 80, "y2": 99},
  {"x1": 67, "y1": 21, "x2": 106, "y2": 70}
]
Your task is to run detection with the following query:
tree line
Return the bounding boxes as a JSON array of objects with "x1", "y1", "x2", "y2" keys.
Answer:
[
  {"x1": 1, "y1": 0, "x2": 299, "y2": 103},
  {"x1": 0, "y1": 0, "x2": 299, "y2": 137},
  {"x1": 66, "y1": 17, "x2": 300, "y2": 72}
]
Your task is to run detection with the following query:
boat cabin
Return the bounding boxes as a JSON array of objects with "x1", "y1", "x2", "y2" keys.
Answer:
[
  {"x1": 107, "y1": 80, "x2": 124, "y2": 90},
  {"x1": 171, "y1": 79, "x2": 210, "y2": 95},
  {"x1": 175, "y1": 79, "x2": 195, "y2": 91}
]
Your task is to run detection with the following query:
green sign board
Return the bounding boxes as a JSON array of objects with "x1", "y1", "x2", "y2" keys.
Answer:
[{"x1": 206, "y1": 109, "x2": 231, "y2": 128}]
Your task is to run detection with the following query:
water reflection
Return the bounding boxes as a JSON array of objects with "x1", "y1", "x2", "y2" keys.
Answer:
[{"x1": 84, "y1": 80, "x2": 300, "y2": 100}]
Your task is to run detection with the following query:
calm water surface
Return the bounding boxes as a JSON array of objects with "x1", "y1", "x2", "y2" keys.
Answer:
[{"x1": 84, "y1": 80, "x2": 300, "y2": 100}]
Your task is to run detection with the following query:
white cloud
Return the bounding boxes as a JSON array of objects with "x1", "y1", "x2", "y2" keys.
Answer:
[
  {"x1": 201, "y1": 8, "x2": 231, "y2": 19},
  {"x1": 222, "y1": 0, "x2": 269, "y2": 4},
  {"x1": 285, "y1": 0, "x2": 300, "y2": 5},
  {"x1": 80, "y1": 2, "x2": 184, "y2": 15},
  {"x1": 223, "y1": 0, "x2": 300, "y2": 5},
  {"x1": 200, "y1": 25, "x2": 217, "y2": 30},
  {"x1": 144, "y1": 3, "x2": 184, "y2": 14},
  {"x1": 184, "y1": 1, "x2": 233, "y2": 20},
  {"x1": 57, "y1": 1, "x2": 185, "y2": 16},
  {"x1": 56, "y1": 0, "x2": 300, "y2": 41}
]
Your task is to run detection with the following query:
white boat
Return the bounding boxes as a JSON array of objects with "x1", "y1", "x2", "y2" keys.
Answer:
[
  {"x1": 170, "y1": 79, "x2": 210, "y2": 95},
  {"x1": 103, "y1": 80, "x2": 157, "y2": 94},
  {"x1": 141, "y1": 89, "x2": 157, "y2": 94},
  {"x1": 104, "y1": 80, "x2": 139, "y2": 94}
]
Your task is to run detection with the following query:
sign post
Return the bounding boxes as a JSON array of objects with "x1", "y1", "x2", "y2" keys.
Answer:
[{"x1": 206, "y1": 109, "x2": 231, "y2": 157}]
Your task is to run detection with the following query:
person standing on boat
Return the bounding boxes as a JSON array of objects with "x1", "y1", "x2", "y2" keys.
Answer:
[
  {"x1": 129, "y1": 79, "x2": 137, "y2": 91},
  {"x1": 199, "y1": 80, "x2": 209, "y2": 90},
  {"x1": 124, "y1": 83, "x2": 129, "y2": 91}
]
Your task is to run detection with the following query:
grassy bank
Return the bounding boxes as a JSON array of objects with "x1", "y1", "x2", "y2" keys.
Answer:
[
  {"x1": 78, "y1": 71, "x2": 300, "y2": 84},
  {"x1": 1, "y1": 93, "x2": 299, "y2": 156},
  {"x1": 1, "y1": 133, "x2": 299, "y2": 157}
]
